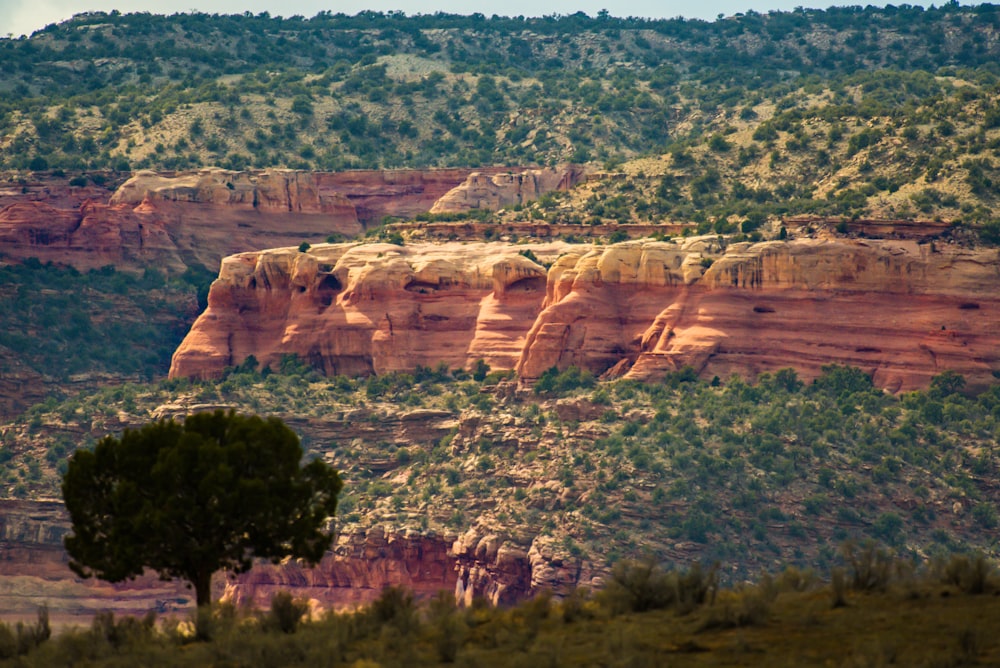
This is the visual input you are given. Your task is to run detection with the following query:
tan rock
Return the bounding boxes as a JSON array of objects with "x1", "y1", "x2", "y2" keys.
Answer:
[
  {"x1": 0, "y1": 169, "x2": 530, "y2": 275},
  {"x1": 429, "y1": 165, "x2": 587, "y2": 213}
]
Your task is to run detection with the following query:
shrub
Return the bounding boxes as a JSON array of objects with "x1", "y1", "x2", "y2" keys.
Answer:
[
  {"x1": 601, "y1": 560, "x2": 717, "y2": 615},
  {"x1": 830, "y1": 567, "x2": 849, "y2": 608},
  {"x1": 266, "y1": 591, "x2": 310, "y2": 634},
  {"x1": 842, "y1": 540, "x2": 895, "y2": 592},
  {"x1": 534, "y1": 365, "x2": 595, "y2": 395},
  {"x1": 702, "y1": 574, "x2": 776, "y2": 629},
  {"x1": 369, "y1": 586, "x2": 418, "y2": 634},
  {"x1": 0, "y1": 607, "x2": 50, "y2": 659},
  {"x1": 935, "y1": 553, "x2": 995, "y2": 594},
  {"x1": 89, "y1": 609, "x2": 155, "y2": 649},
  {"x1": 425, "y1": 591, "x2": 467, "y2": 662}
]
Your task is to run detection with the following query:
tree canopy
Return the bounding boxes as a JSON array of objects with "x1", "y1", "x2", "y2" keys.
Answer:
[{"x1": 61, "y1": 410, "x2": 342, "y2": 608}]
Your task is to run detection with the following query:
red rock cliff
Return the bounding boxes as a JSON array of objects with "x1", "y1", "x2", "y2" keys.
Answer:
[
  {"x1": 0, "y1": 168, "x2": 526, "y2": 274},
  {"x1": 429, "y1": 165, "x2": 587, "y2": 214},
  {"x1": 169, "y1": 241, "x2": 560, "y2": 379},
  {"x1": 173, "y1": 238, "x2": 1000, "y2": 392},
  {"x1": 0, "y1": 500, "x2": 540, "y2": 623}
]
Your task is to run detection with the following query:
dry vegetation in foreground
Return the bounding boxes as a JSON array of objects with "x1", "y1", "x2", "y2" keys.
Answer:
[{"x1": 3, "y1": 546, "x2": 999, "y2": 667}]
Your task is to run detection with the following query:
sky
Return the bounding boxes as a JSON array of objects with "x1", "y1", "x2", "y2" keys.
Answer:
[{"x1": 2, "y1": 0, "x2": 869, "y2": 39}]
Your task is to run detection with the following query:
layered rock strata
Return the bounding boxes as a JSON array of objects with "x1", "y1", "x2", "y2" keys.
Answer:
[
  {"x1": 429, "y1": 165, "x2": 586, "y2": 214},
  {"x1": 0, "y1": 499, "x2": 553, "y2": 623},
  {"x1": 169, "y1": 242, "x2": 560, "y2": 379},
  {"x1": 222, "y1": 527, "x2": 458, "y2": 610},
  {"x1": 173, "y1": 238, "x2": 1000, "y2": 393},
  {"x1": 0, "y1": 168, "x2": 539, "y2": 274}
]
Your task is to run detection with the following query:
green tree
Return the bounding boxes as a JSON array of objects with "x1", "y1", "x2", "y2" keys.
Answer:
[{"x1": 61, "y1": 410, "x2": 342, "y2": 610}]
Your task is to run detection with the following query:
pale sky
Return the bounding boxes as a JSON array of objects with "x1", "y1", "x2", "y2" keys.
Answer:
[{"x1": 2, "y1": 0, "x2": 915, "y2": 39}]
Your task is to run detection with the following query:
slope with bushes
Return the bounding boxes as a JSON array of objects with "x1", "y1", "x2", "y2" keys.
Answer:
[{"x1": 5, "y1": 362, "x2": 998, "y2": 584}]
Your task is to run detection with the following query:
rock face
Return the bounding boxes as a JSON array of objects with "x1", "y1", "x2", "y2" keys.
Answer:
[
  {"x1": 429, "y1": 165, "x2": 586, "y2": 214},
  {"x1": 0, "y1": 168, "x2": 526, "y2": 274},
  {"x1": 169, "y1": 241, "x2": 559, "y2": 379},
  {"x1": 223, "y1": 527, "x2": 457, "y2": 610},
  {"x1": 0, "y1": 500, "x2": 195, "y2": 626},
  {"x1": 174, "y1": 237, "x2": 1000, "y2": 393},
  {"x1": 451, "y1": 530, "x2": 598, "y2": 606}
]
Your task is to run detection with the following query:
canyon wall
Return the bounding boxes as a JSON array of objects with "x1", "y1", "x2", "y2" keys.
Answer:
[
  {"x1": 172, "y1": 237, "x2": 1000, "y2": 393},
  {"x1": 0, "y1": 167, "x2": 560, "y2": 274},
  {"x1": 169, "y1": 241, "x2": 562, "y2": 379},
  {"x1": 429, "y1": 165, "x2": 587, "y2": 214}
]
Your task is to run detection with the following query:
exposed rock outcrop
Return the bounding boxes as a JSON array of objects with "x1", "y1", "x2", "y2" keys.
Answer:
[
  {"x1": 0, "y1": 500, "x2": 552, "y2": 623},
  {"x1": 173, "y1": 238, "x2": 1000, "y2": 393},
  {"x1": 169, "y1": 242, "x2": 559, "y2": 379},
  {"x1": 0, "y1": 168, "x2": 526, "y2": 274},
  {"x1": 222, "y1": 527, "x2": 457, "y2": 610},
  {"x1": 429, "y1": 165, "x2": 587, "y2": 214},
  {"x1": 451, "y1": 530, "x2": 599, "y2": 606}
]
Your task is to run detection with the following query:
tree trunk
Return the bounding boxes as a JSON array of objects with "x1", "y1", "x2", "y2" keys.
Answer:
[
  {"x1": 193, "y1": 570, "x2": 213, "y2": 608},
  {"x1": 193, "y1": 570, "x2": 213, "y2": 641}
]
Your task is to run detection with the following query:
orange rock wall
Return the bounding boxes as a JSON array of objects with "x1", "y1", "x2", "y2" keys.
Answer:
[
  {"x1": 169, "y1": 242, "x2": 560, "y2": 379},
  {"x1": 172, "y1": 238, "x2": 1000, "y2": 393}
]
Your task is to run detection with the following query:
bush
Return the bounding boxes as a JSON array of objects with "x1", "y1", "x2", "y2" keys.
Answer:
[
  {"x1": 842, "y1": 540, "x2": 895, "y2": 592},
  {"x1": 702, "y1": 574, "x2": 776, "y2": 629},
  {"x1": 0, "y1": 607, "x2": 50, "y2": 659},
  {"x1": 534, "y1": 365, "x2": 596, "y2": 395},
  {"x1": 935, "y1": 553, "x2": 995, "y2": 594},
  {"x1": 266, "y1": 591, "x2": 310, "y2": 634},
  {"x1": 425, "y1": 591, "x2": 467, "y2": 662},
  {"x1": 369, "y1": 586, "x2": 418, "y2": 634},
  {"x1": 601, "y1": 560, "x2": 716, "y2": 615}
]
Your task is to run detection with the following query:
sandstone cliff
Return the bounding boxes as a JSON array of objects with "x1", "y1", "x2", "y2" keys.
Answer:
[
  {"x1": 0, "y1": 499, "x2": 545, "y2": 623},
  {"x1": 0, "y1": 168, "x2": 524, "y2": 274},
  {"x1": 429, "y1": 165, "x2": 587, "y2": 214},
  {"x1": 169, "y1": 241, "x2": 560, "y2": 379},
  {"x1": 172, "y1": 237, "x2": 1000, "y2": 393}
]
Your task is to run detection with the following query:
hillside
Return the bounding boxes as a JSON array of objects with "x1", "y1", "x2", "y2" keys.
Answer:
[
  {"x1": 4, "y1": 363, "x2": 998, "y2": 601},
  {"x1": 1, "y1": 7, "x2": 999, "y2": 205},
  {"x1": 3, "y1": 5, "x2": 1000, "y2": 619}
]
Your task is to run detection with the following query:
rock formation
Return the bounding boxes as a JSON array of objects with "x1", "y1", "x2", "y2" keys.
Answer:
[
  {"x1": 173, "y1": 237, "x2": 1000, "y2": 393},
  {"x1": 0, "y1": 168, "x2": 528, "y2": 274},
  {"x1": 223, "y1": 527, "x2": 458, "y2": 611},
  {"x1": 429, "y1": 165, "x2": 587, "y2": 214},
  {"x1": 169, "y1": 241, "x2": 560, "y2": 379}
]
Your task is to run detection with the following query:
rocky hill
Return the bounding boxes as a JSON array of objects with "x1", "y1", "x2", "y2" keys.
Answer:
[
  {"x1": 3, "y1": 356, "x2": 999, "y2": 622},
  {"x1": 0, "y1": 166, "x2": 575, "y2": 417}
]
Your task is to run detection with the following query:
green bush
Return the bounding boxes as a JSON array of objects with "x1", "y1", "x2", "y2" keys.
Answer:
[{"x1": 266, "y1": 591, "x2": 310, "y2": 634}]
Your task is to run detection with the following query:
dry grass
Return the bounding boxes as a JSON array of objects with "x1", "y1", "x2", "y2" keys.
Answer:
[{"x1": 8, "y1": 561, "x2": 1000, "y2": 666}]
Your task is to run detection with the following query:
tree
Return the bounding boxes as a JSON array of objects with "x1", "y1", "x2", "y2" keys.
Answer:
[{"x1": 61, "y1": 410, "x2": 342, "y2": 609}]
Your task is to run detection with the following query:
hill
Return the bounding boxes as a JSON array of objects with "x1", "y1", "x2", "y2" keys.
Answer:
[{"x1": 2, "y1": 5, "x2": 1000, "y2": 618}]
